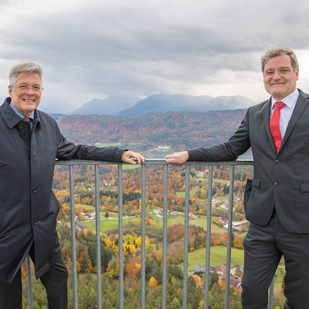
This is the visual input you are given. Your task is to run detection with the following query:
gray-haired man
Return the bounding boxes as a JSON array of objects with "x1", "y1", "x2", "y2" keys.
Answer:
[{"x1": 0, "y1": 60, "x2": 144, "y2": 308}]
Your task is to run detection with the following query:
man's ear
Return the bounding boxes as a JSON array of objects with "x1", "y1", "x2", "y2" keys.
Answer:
[
  {"x1": 295, "y1": 67, "x2": 299, "y2": 81},
  {"x1": 8, "y1": 85, "x2": 13, "y2": 99}
]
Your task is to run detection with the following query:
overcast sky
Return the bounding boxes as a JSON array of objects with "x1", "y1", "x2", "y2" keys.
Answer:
[{"x1": 1, "y1": 0, "x2": 309, "y2": 113}]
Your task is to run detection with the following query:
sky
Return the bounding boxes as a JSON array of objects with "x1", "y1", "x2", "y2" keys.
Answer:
[{"x1": 1, "y1": 0, "x2": 309, "y2": 113}]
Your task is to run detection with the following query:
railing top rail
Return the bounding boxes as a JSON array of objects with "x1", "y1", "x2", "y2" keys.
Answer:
[{"x1": 55, "y1": 158, "x2": 253, "y2": 166}]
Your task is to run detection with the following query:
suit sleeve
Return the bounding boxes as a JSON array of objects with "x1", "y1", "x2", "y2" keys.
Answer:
[{"x1": 188, "y1": 108, "x2": 251, "y2": 162}]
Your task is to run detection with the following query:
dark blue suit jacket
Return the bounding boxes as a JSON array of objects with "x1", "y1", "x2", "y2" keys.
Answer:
[{"x1": 0, "y1": 97, "x2": 125, "y2": 283}]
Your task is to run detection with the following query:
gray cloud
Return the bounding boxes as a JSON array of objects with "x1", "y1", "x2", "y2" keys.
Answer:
[{"x1": 1, "y1": 0, "x2": 309, "y2": 108}]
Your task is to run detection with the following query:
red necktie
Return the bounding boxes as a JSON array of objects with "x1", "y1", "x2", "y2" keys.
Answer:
[{"x1": 270, "y1": 101, "x2": 285, "y2": 152}]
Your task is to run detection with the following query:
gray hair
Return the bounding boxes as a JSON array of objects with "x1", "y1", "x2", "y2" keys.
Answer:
[
  {"x1": 261, "y1": 46, "x2": 299, "y2": 72},
  {"x1": 9, "y1": 60, "x2": 43, "y2": 86}
]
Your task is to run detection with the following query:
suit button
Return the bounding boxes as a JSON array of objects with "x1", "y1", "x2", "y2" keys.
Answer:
[
  {"x1": 33, "y1": 219, "x2": 38, "y2": 225},
  {"x1": 274, "y1": 182, "x2": 279, "y2": 187},
  {"x1": 275, "y1": 160, "x2": 279, "y2": 164},
  {"x1": 32, "y1": 187, "x2": 37, "y2": 193}
]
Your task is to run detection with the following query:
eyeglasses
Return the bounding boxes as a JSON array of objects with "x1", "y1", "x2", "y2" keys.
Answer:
[
  {"x1": 11, "y1": 85, "x2": 44, "y2": 92},
  {"x1": 264, "y1": 68, "x2": 292, "y2": 77}
]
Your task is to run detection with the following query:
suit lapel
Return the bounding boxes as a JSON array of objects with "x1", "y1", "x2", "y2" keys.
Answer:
[
  {"x1": 261, "y1": 97, "x2": 276, "y2": 152},
  {"x1": 279, "y1": 90, "x2": 309, "y2": 152}
]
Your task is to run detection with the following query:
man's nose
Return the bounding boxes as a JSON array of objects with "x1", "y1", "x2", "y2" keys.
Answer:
[
  {"x1": 25, "y1": 87, "x2": 35, "y2": 94},
  {"x1": 273, "y1": 71, "x2": 281, "y2": 79}
]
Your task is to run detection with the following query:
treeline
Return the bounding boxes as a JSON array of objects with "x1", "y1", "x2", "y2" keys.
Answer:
[
  {"x1": 22, "y1": 268, "x2": 242, "y2": 308},
  {"x1": 56, "y1": 110, "x2": 246, "y2": 149},
  {"x1": 21, "y1": 223, "x2": 244, "y2": 308}
]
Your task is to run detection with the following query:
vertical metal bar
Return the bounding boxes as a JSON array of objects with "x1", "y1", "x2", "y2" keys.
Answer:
[
  {"x1": 224, "y1": 165, "x2": 235, "y2": 309},
  {"x1": 26, "y1": 255, "x2": 33, "y2": 309},
  {"x1": 118, "y1": 165, "x2": 124, "y2": 309},
  {"x1": 141, "y1": 164, "x2": 146, "y2": 309},
  {"x1": 69, "y1": 165, "x2": 78, "y2": 309},
  {"x1": 268, "y1": 276, "x2": 275, "y2": 309},
  {"x1": 161, "y1": 164, "x2": 168, "y2": 309},
  {"x1": 182, "y1": 164, "x2": 190, "y2": 309},
  {"x1": 95, "y1": 165, "x2": 102, "y2": 309},
  {"x1": 204, "y1": 165, "x2": 213, "y2": 308}
]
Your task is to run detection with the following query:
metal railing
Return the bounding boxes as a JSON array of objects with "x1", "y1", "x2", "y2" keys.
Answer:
[{"x1": 25, "y1": 158, "x2": 275, "y2": 309}]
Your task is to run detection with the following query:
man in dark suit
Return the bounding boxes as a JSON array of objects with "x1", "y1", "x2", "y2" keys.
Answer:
[
  {"x1": 166, "y1": 46, "x2": 309, "y2": 308},
  {"x1": 0, "y1": 60, "x2": 144, "y2": 309}
]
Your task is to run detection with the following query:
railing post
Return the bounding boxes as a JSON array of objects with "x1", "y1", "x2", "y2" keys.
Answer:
[
  {"x1": 118, "y1": 164, "x2": 124, "y2": 309},
  {"x1": 69, "y1": 165, "x2": 78, "y2": 309},
  {"x1": 161, "y1": 164, "x2": 168, "y2": 309},
  {"x1": 268, "y1": 276, "x2": 275, "y2": 309},
  {"x1": 182, "y1": 164, "x2": 190, "y2": 309},
  {"x1": 224, "y1": 165, "x2": 235, "y2": 309},
  {"x1": 204, "y1": 165, "x2": 213, "y2": 308},
  {"x1": 95, "y1": 164, "x2": 102, "y2": 309},
  {"x1": 26, "y1": 255, "x2": 33, "y2": 309},
  {"x1": 141, "y1": 164, "x2": 146, "y2": 309}
]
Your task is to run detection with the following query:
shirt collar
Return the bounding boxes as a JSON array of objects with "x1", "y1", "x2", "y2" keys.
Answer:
[
  {"x1": 271, "y1": 89, "x2": 299, "y2": 110},
  {"x1": 9, "y1": 101, "x2": 35, "y2": 121}
]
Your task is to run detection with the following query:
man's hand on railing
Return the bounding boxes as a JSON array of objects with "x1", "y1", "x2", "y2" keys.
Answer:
[
  {"x1": 121, "y1": 151, "x2": 145, "y2": 164},
  {"x1": 165, "y1": 151, "x2": 189, "y2": 165}
]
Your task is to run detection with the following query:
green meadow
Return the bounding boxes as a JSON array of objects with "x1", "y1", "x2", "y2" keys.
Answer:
[
  {"x1": 178, "y1": 245, "x2": 244, "y2": 270},
  {"x1": 82, "y1": 213, "x2": 228, "y2": 235},
  {"x1": 83, "y1": 216, "x2": 141, "y2": 232},
  {"x1": 175, "y1": 188, "x2": 197, "y2": 197}
]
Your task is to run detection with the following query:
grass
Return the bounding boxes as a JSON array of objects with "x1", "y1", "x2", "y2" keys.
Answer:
[
  {"x1": 105, "y1": 212, "x2": 118, "y2": 218},
  {"x1": 79, "y1": 204, "x2": 95, "y2": 209},
  {"x1": 83, "y1": 216, "x2": 141, "y2": 232},
  {"x1": 177, "y1": 245, "x2": 244, "y2": 271},
  {"x1": 151, "y1": 215, "x2": 228, "y2": 234},
  {"x1": 175, "y1": 188, "x2": 198, "y2": 197},
  {"x1": 122, "y1": 165, "x2": 141, "y2": 170},
  {"x1": 273, "y1": 268, "x2": 286, "y2": 307},
  {"x1": 217, "y1": 195, "x2": 229, "y2": 201},
  {"x1": 82, "y1": 213, "x2": 229, "y2": 235}
]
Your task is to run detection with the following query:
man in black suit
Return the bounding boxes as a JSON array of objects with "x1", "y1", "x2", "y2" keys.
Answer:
[{"x1": 166, "y1": 46, "x2": 309, "y2": 308}]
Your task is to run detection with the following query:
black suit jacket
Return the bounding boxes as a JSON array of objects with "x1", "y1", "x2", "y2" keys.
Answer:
[{"x1": 188, "y1": 89, "x2": 309, "y2": 234}]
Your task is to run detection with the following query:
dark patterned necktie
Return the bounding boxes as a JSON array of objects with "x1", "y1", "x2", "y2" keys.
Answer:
[{"x1": 23, "y1": 117, "x2": 31, "y2": 146}]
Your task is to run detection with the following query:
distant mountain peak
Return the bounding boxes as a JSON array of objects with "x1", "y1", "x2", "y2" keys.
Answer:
[
  {"x1": 69, "y1": 95, "x2": 141, "y2": 115},
  {"x1": 117, "y1": 93, "x2": 255, "y2": 116}
]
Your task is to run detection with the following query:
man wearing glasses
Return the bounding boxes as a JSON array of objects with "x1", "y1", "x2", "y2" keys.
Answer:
[{"x1": 0, "y1": 61, "x2": 145, "y2": 309}]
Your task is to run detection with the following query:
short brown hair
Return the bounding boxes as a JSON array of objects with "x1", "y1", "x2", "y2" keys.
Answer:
[{"x1": 261, "y1": 46, "x2": 299, "y2": 72}]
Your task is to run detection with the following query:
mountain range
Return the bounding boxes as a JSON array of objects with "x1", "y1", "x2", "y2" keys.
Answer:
[
  {"x1": 68, "y1": 96, "x2": 140, "y2": 115},
  {"x1": 117, "y1": 94, "x2": 254, "y2": 116},
  {"x1": 39, "y1": 93, "x2": 255, "y2": 116}
]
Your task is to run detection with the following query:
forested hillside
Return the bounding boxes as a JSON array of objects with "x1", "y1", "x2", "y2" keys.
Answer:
[{"x1": 55, "y1": 109, "x2": 246, "y2": 150}]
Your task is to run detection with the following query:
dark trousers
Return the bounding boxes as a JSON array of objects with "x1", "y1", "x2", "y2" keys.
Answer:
[
  {"x1": 0, "y1": 258, "x2": 68, "y2": 309},
  {"x1": 242, "y1": 212, "x2": 309, "y2": 309}
]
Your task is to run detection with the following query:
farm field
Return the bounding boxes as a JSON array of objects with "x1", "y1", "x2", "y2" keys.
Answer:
[
  {"x1": 177, "y1": 245, "x2": 244, "y2": 270},
  {"x1": 82, "y1": 213, "x2": 232, "y2": 235}
]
